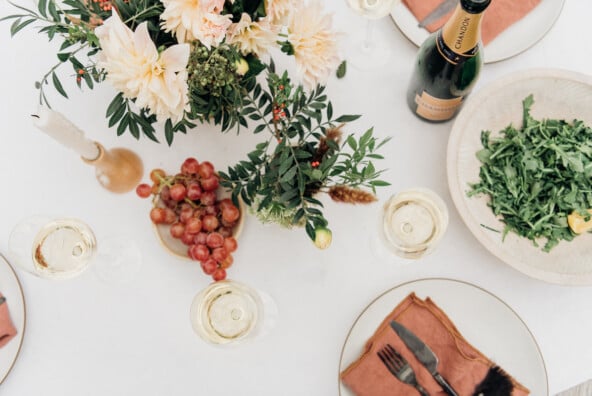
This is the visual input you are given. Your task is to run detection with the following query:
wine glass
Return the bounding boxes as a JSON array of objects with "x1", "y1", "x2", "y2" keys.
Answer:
[
  {"x1": 345, "y1": 0, "x2": 399, "y2": 70},
  {"x1": 370, "y1": 188, "x2": 449, "y2": 260},
  {"x1": 7, "y1": 215, "x2": 141, "y2": 282},
  {"x1": 189, "y1": 279, "x2": 277, "y2": 346}
]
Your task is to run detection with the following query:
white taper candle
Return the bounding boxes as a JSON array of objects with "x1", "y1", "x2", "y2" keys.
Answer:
[{"x1": 32, "y1": 106, "x2": 100, "y2": 160}]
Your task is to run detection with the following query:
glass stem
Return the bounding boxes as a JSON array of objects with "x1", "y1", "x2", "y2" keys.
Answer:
[{"x1": 363, "y1": 19, "x2": 375, "y2": 51}]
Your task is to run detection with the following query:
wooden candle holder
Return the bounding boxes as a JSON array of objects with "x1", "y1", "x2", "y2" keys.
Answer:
[{"x1": 82, "y1": 143, "x2": 143, "y2": 193}]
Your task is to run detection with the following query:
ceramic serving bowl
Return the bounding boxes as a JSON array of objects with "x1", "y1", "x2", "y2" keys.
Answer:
[{"x1": 447, "y1": 68, "x2": 592, "y2": 285}]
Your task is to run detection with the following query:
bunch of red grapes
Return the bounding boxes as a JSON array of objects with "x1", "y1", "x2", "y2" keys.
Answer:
[{"x1": 136, "y1": 158, "x2": 241, "y2": 281}]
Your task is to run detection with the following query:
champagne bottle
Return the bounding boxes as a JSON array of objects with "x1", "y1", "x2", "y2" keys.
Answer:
[{"x1": 406, "y1": 0, "x2": 491, "y2": 122}]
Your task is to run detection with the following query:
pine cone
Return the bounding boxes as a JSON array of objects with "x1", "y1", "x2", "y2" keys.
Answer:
[{"x1": 328, "y1": 185, "x2": 377, "y2": 204}]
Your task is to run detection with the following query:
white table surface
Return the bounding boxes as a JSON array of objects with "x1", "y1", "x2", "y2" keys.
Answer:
[{"x1": 0, "y1": 1, "x2": 590, "y2": 395}]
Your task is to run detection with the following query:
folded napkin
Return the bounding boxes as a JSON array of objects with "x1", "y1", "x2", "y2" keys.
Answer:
[
  {"x1": 402, "y1": 0, "x2": 541, "y2": 45},
  {"x1": 340, "y1": 293, "x2": 529, "y2": 396},
  {"x1": 0, "y1": 294, "x2": 17, "y2": 348}
]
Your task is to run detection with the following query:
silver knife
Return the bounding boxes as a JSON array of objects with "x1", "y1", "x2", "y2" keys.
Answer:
[
  {"x1": 418, "y1": 0, "x2": 457, "y2": 29},
  {"x1": 390, "y1": 320, "x2": 458, "y2": 396}
]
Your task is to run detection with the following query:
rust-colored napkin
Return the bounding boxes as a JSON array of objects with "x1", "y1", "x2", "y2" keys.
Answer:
[
  {"x1": 0, "y1": 294, "x2": 17, "y2": 348},
  {"x1": 402, "y1": 0, "x2": 541, "y2": 45},
  {"x1": 340, "y1": 293, "x2": 530, "y2": 395}
]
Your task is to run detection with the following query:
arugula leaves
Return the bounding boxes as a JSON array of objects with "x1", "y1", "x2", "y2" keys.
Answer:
[{"x1": 468, "y1": 95, "x2": 592, "y2": 252}]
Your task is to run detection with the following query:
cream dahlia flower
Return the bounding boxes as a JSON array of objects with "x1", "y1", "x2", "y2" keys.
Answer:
[
  {"x1": 227, "y1": 13, "x2": 277, "y2": 57},
  {"x1": 287, "y1": 0, "x2": 341, "y2": 89},
  {"x1": 265, "y1": 0, "x2": 294, "y2": 25},
  {"x1": 95, "y1": 12, "x2": 190, "y2": 122},
  {"x1": 160, "y1": 0, "x2": 232, "y2": 47}
]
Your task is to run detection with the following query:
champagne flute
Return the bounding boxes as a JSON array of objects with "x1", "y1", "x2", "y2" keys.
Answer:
[
  {"x1": 8, "y1": 215, "x2": 141, "y2": 282},
  {"x1": 345, "y1": 0, "x2": 399, "y2": 70}
]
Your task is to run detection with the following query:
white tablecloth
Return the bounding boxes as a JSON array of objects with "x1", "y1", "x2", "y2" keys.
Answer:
[{"x1": 0, "y1": 1, "x2": 590, "y2": 395}]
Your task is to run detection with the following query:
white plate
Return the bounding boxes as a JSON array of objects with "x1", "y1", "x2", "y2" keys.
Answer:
[
  {"x1": 447, "y1": 68, "x2": 592, "y2": 285},
  {"x1": 338, "y1": 278, "x2": 548, "y2": 395},
  {"x1": 390, "y1": 0, "x2": 565, "y2": 63},
  {"x1": 0, "y1": 253, "x2": 26, "y2": 384}
]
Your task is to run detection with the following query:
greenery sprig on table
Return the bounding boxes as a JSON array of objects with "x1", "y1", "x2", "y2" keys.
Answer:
[
  {"x1": 219, "y1": 66, "x2": 390, "y2": 243},
  {"x1": 2, "y1": 0, "x2": 391, "y2": 247}
]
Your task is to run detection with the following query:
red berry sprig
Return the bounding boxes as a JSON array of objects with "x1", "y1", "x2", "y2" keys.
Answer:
[{"x1": 136, "y1": 157, "x2": 241, "y2": 281}]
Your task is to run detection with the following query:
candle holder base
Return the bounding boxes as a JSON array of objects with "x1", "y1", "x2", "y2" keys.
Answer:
[{"x1": 83, "y1": 143, "x2": 143, "y2": 194}]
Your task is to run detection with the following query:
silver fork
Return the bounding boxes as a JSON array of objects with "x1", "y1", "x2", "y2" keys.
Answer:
[{"x1": 377, "y1": 344, "x2": 430, "y2": 396}]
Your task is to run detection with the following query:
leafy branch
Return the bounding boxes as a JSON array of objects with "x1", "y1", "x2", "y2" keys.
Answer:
[{"x1": 220, "y1": 70, "x2": 390, "y2": 242}]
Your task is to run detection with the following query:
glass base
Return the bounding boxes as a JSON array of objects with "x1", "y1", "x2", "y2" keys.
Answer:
[
  {"x1": 93, "y1": 237, "x2": 142, "y2": 285},
  {"x1": 345, "y1": 29, "x2": 393, "y2": 71}
]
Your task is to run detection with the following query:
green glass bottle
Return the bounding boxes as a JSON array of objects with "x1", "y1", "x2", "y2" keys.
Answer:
[{"x1": 406, "y1": 0, "x2": 491, "y2": 122}]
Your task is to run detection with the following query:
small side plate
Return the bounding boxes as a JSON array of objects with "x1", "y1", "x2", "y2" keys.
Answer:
[{"x1": 0, "y1": 253, "x2": 26, "y2": 385}]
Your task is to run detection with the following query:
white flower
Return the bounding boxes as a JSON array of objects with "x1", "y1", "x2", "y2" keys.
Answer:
[
  {"x1": 160, "y1": 0, "x2": 232, "y2": 47},
  {"x1": 265, "y1": 0, "x2": 294, "y2": 25},
  {"x1": 196, "y1": 11, "x2": 233, "y2": 48},
  {"x1": 287, "y1": 0, "x2": 341, "y2": 89},
  {"x1": 95, "y1": 12, "x2": 190, "y2": 122},
  {"x1": 227, "y1": 13, "x2": 277, "y2": 56}
]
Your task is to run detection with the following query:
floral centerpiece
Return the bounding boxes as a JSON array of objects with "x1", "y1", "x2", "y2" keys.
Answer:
[{"x1": 2, "y1": 0, "x2": 390, "y2": 247}]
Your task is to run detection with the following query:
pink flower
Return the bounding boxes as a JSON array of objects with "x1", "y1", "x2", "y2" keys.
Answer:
[{"x1": 160, "y1": 0, "x2": 232, "y2": 47}]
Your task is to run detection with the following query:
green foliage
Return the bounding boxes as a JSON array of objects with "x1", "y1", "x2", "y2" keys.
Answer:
[
  {"x1": 3, "y1": 0, "x2": 392, "y2": 242},
  {"x1": 219, "y1": 71, "x2": 390, "y2": 242},
  {"x1": 1, "y1": 0, "x2": 105, "y2": 107},
  {"x1": 336, "y1": 61, "x2": 347, "y2": 79},
  {"x1": 468, "y1": 95, "x2": 592, "y2": 251}
]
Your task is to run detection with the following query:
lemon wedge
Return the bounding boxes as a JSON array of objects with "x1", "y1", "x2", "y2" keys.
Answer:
[{"x1": 568, "y1": 210, "x2": 592, "y2": 234}]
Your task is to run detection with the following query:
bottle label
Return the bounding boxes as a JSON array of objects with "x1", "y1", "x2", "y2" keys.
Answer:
[
  {"x1": 414, "y1": 91, "x2": 463, "y2": 121},
  {"x1": 438, "y1": 6, "x2": 483, "y2": 65},
  {"x1": 436, "y1": 31, "x2": 478, "y2": 65}
]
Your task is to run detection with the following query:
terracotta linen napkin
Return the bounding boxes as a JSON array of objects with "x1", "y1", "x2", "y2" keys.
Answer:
[
  {"x1": 0, "y1": 293, "x2": 17, "y2": 348},
  {"x1": 340, "y1": 293, "x2": 530, "y2": 396},
  {"x1": 402, "y1": 0, "x2": 542, "y2": 45}
]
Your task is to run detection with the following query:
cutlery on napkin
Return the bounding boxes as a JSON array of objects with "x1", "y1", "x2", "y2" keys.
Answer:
[
  {"x1": 0, "y1": 293, "x2": 17, "y2": 348},
  {"x1": 340, "y1": 293, "x2": 529, "y2": 396},
  {"x1": 557, "y1": 379, "x2": 592, "y2": 396},
  {"x1": 402, "y1": 0, "x2": 542, "y2": 45}
]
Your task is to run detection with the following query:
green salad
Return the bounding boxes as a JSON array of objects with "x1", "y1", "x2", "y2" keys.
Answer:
[{"x1": 468, "y1": 95, "x2": 592, "y2": 252}]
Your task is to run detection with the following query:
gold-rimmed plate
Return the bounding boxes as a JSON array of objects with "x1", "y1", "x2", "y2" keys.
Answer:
[
  {"x1": 390, "y1": 0, "x2": 565, "y2": 63},
  {"x1": 338, "y1": 278, "x2": 548, "y2": 395},
  {"x1": 0, "y1": 253, "x2": 26, "y2": 385}
]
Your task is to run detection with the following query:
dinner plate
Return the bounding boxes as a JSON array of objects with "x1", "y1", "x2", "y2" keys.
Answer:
[
  {"x1": 0, "y1": 253, "x2": 26, "y2": 384},
  {"x1": 447, "y1": 68, "x2": 592, "y2": 285},
  {"x1": 338, "y1": 278, "x2": 548, "y2": 395},
  {"x1": 390, "y1": 0, "x2": 565, "y2": 63}
]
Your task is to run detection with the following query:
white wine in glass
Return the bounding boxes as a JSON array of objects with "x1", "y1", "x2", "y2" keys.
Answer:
[
  {"x1": 190, "y1": 280, "x2": 277, "y2": 345},
  {"x1": 345, "y1": 0, "x2": 398, "y2": 70},
  {"x1": 378, "y1": 188, "x2": 449, "y2": 259},
  {"x1": 8, "y1": 217, "x2": 97, "y2": 280},
  {"x1": 32, "y1": 219, "x2": 96, "y2": 279},
  {"x1": 347, "y1": 0, "x2": 397, "y2": 19}
]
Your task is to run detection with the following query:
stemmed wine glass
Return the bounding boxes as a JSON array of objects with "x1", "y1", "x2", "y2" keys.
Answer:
[
  {"x1": 190, "y1": 279, "x2": 277, "y2": 346},
  {"x1": 7, "y1": 215, "x2": 141, "y2": 283},
  {"x1": 370, "y1": 188, "x2": 449, "y2": 260},
  {"x1": 345, "y1": 0, "x2": 399, "y2": 70}
]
